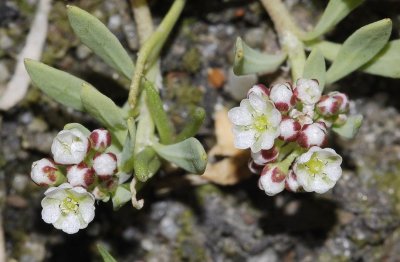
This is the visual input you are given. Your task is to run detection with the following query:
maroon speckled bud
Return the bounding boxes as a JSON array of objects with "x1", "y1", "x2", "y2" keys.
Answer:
[
  {"x1": 66, "y1": 162, "x2": 95, "y2": 188},
  {"x1": 247, "y1": 84, "x2": 269, "y2": 98},
  {"x1": 93, "y1": 152, "x2": 117, "y2": 179},
  {"x1": 297, "y1": 122, "x2": 328, "y2": 148},
  {"x1": 251, "y1": 147, "x2": 279, "y2": 165},
  {"x1": 269, "y1": 82, "x2": 295, "y2": 112},
  {"x1": 279, "y1": 117, "x2": 302, "y2": 142},
  {"x1": 89, "y1": 128, "x2": 112, "y2": 151}
]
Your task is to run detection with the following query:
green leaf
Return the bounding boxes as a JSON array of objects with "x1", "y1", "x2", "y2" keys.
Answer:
[
  {"x1": 97, "y1": 244, "x2": 117, "y2": 262},
  {"x1": 361, "y1": 39, "x2": 400, "y2": 78},
  {"x1": 80, "y1": 83, "x2": 127, "y2": 130},
  {"x1": 303, "y1": 48, "x2": 326, "y2": 90},
  {"x1": 303, "y1": 0, "x2": 365, "y2": 40},
  {"x1": 112, "y1": 184, "x2": 131, "y2": 210},
  {"x1": 152, "y1": 138, "x2": 207, "y2": 174},
  {"x1": 63, "y1": 123, "x2": 90, "y2": 136},
  {"x1": 144, "y1": 81, "x2": 175, "y2": 144},
  {"x1": 333, "y1": 114, "x2": 363, "y2": 139},
  {"x1": 326, "y1": 19, "x2": 392, "y2": 84},
  {"x1": 175, "y1": 107, "x2": 205, "y2": 142},
  {"x1": 233, "y1": 37, "x2": 286, "y2": 75},
  {"x1": 306, "y1": 41, "x2": 340, "y2": 61},
  {"x1": 134, "y1": 147, "x2": 161, "y2": 182},
  {"x1": 24, "y1": 59, "x2": 85, "y2": 110},
  {"x1": 119, "y1": 118, "x2": 136, "y2": 173},
  {"x1": 67, "y1": 5, "x2": 134, "y2": 79}
]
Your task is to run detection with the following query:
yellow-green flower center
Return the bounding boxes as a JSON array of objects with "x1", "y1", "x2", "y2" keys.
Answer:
[
  {"x1": 60, "y1": 197, "x2": 79, "y2": 215},
  {"x1": 253, "y1": 115, "x2": 269, "y2": 132},
  {"x1": 305, "y1": 153, "x2": 325, "y2": 175}
]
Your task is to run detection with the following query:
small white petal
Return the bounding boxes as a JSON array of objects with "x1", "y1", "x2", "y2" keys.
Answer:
[
  {"x1": 41, "y1": 198, "x2": 61, "y2": 224},
  {"x1": 249, "y1": 93, "x2": 266, "y2": 113},
  {"x1": 260, "y1": 130, "x2": 277, "y2": 150},
  {"x1": 228, "y1": 107, "x2": 252, "y2": 126},
  {"x1": 233, "y1": 129, "x2": 256, "y2": 149},
  {"x1": 79, "y1": 199, "x2": 95, "y2": 223},
  {"x1": 54, "y1": 214, "x2": 81, "y2": 234},
  {"x1": 269, "y1": 108, "x2": 282, "y2": 127},
  {"x1": 312, "y1": 176, "x2": 334, "y2": 194}
]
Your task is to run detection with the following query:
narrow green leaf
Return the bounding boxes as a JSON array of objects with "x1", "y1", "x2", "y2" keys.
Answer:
[
  {"x1": 306, "y1": 41, "x2": 340, "y2": 61},
  {"x1": 303, "y1": 0, "x2": 365, "y2": 40},
  {"x1": 97, "y1": 244, "x2": 117, "y2": 262},
  {"x1": 361, "y1": 39, "x2": 400, "y2": 78},
  {"x1": 24, "y1": 59, "x2": 85, "y2": 110},
  {"x1": 112, "y1": 184, "x2": 131, "y2": 210},
  {"x1": 134, "y1": 147, "x2": 161, "y2": 182},
  {"x1": 233, "y1": 37, "x2": 286, "y2": 75},
  {"x1": 175, "y1": 107, "x2": 205, "y2": 142},
  {"x1": 333, "y1": 114, "x2": 363, "y2": 139},
  {"x1": 81, "y1": 83, "x2": 127, "y2": 130},
  {"x1": 119, "y1": 118, "x2": 136, "y2": 173},
  {"x1": 303, "y1": 48, "x2": 326, "y2": 90},
  {"x1": 153, "y1": 138, "x2": 207, "y2": 174},
  {"x1": 144, "y1": 81, "x2": 175, "y2": 144},
  {"x1": 64, "y1": 123, "x2": 90, "y2": 136},
  {"x1": 67, "y1": 5, "x2": 134, "y2": 79},
  {"x1": 326, "y1": 19, "x2": 392, "y2": 83}
]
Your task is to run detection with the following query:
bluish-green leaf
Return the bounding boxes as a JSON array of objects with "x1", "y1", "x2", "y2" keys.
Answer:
[
  {"x1": 80, "y1": 83, "x2": 127, "y2": 130},
  {"x1": 67, "y1": 5, "x2": 134, "y2": 79},
  {"x1": 24, "y1": 59, "x2": 85, "y2": 110},
  {"x1": 152, "y1": 138, "x2": 207, "y2": 174},
  {"x1": 233, "y1": 37, "x2": 286, "y2": 75},
  {"x1": 333, "y1": 114, "x2": 363, "y2": 139},
  {"x1": 134, "y1": 147, "x2": 161, "y2": 182},
  {"x1": 326, "y1": 19, "x2": 392, "y2": 83},
  {"x1": 112, "y1": 184, "x2": 131, "y2": 210},
  {"x1": 97, "y1": 244, "x2": 117, "y2": 262},
  {"x1": 303, "y1": 0, "x2": 365, "y2": 40},
  {"x1": 361, "y1": 39, "x2": 400, "y2": 78},
  {"x1": 64, "y1": 123, "x2": 90, "y2": 136},
  {"x1": 119, "y1": 118, "x2": 136, "y2": 173},
  {"x1": 303, "y1": 48, "x2": 326, "y2": 90}
]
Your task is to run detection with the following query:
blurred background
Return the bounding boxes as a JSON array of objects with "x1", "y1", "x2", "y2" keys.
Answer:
[{"x1": 1, "y1": 0, "x2": 400, "y2": 261}]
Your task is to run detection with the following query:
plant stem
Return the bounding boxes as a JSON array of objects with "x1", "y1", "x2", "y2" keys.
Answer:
[
  {"x1": 131, "y1": 0, "x2": 154, "y2": 45},
  {"x1": 128, "y1": 0, "x2": 186, "y2": 109},
  {"x1": 260, "y1": 0, "x2": 306, "y2": 80}
]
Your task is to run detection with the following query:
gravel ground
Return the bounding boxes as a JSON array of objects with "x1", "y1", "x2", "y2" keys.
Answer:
[{"x1": 1, "y1": 0, "x2": 400, "y2": 261}]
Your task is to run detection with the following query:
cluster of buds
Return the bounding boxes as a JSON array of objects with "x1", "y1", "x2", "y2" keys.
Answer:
[
  {"x1": 228, "y1": 79, "x2": 348, "y2": 195},
  {"x1": 30, "y1": 128, "x2": 118, "y2": 234}
]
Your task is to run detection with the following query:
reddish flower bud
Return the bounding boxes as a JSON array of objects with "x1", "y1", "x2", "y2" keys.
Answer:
[
  {"x1": 89, "y1": 128, "x2": 111, "y2": 151},
  {"x1": 248, "y1": 160, "x2": 263, "y2": 175},
  {"x1": 269, "y1": 82, "x2": 295, "y2": 112},
  {"x1": 285, "y1": 170, "x2": 301, "y2": 192},
  {"x1": 297, "y1": 122, "x2": 328, "y2": 148},
  {"x1": 279, "y1": 117, "x2": 301, "y2": 142},
  {"x1": 258, "y1": 164, "x2": 287, "y2": 196},
  {"x1": 93, "y1": 152, "x2": 117, "y2": 179},
  {"x1": 316, "y1": 92, "x2": 349, "y2": 116},
  {"x1": 247, "y1": 84, "x2": 269, "y2": 98},
  {"x1": 66, "y1": 163, "x2": 95, "y2": 188},
  {"x1": 251, "y1": 147, "x2": 279, "y2": 165},
  {"x1": 31, "y1": 158, "x2": 63, "y2": 186}
]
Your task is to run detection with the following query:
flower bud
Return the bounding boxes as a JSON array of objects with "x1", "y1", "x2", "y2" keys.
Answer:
[
  {"x1": 89, "y1": 128, "x2": 112, "y2": 151},
  {"x1": 279, "y1": 117, "x2": 301, "y2": 142},
  {"x1": 297, "y1": 122, "x2": 328, "y2": 148},
  {"x1": 289, "y1": 109, "x2": 313, "y2": 126},
  {"x1": 251, "y1": 147, "x2": 279, "y2": 165},
  {"x1": 258, "y1": 164, "x2": 287, "y2": 196},
  {"x1": 247, "y1": 84, "x2": 269, "y2": 98},
  {"x1": 269, "y1": 82, "x2": 295, "y2": 112},
  {"x1": 294, "y1": 78, "x2": 321, "y2": 105},
  {"x1": 334, "y1": 114, "x2": 348, "y2": 126},
  {"x1": 66, "y1": 163, "x2": 95, "y2": 188},
  {"x1": 285, "y1": 170, "x2": 301, "y2": 192},
  {"x1": 31, "y1": 158, "x2": 63, "y2": 186},
  {"x1": 93, "y1": 152, "x2": 117, "y2": 179},
  {"x1": 248, "y1": 160, "x2": 263, "y2": 175},
  {"x1": 92, "y1": 186, "x2": 110, "y2": 202},
  {"x1": 51, "y1": 129, "x2": 89, "y2": 165},
  {"x1": 316, "y1": 92, "x2": 349, "y2": 116}
]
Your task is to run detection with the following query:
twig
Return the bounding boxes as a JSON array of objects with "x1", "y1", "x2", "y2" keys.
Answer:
[{"x1": 0, "y1": 0, "x2": 52, "y2": 110}]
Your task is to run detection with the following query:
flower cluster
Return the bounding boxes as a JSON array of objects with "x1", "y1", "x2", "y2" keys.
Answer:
[
  {"x1": 228, "y1": 79, "x2": 348, "y2": 195},
  {"x1": 30, "y1": 128, "x2": 118, "y2": 234}
]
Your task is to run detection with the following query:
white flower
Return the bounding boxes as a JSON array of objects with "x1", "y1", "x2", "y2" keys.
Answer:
[
  {"x1": 41, "y1": 183, "x2": 95, "y2": 234},
  {"x1": 297, "y1": 122, "x2": 327, "y2": 148},
  {"x1": 269, "y1": 82, "x2": 295, "y2": 112},
  {"x1": 89, "y1": 128, "x2": 112, "y2": 151},
  {"x1": 258, "y1": 164, "x2": 287, "y2": 196},
  {"x1": 66, "y1": 163, "x2": 94, "y2": 188},
  {"x1": 93, "y1": 152, "x2": 117, "y2": 178},
  {"x1": 293, "y1": 147, "x2": 342, "y2": 193},
  {"x1": 294, "y1": 78, "x2": 321, "y2": 105},
  {"x1": 51, "y1": 129, "x2": 89, "y2": 165},
  {"x1": 279, "y1": 117, "x2": 301, "y2": 142},
  {"x1": 228, "y1": 92, "x2": 282, "y2": 152},
  {"x1": 31, "y1": 158, "x2": 62, "y2": 186}
]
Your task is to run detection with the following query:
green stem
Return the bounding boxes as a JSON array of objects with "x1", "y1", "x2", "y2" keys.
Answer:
[
  {"x1": 260, "y1": 0, "x2": 306, "y2": 80},
  {"x1": 277, "y1": 147, "x2": 304, "y2": 172},
  {"x1": 128, "y1": 0, "x2": 186, "y2": 109}
]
